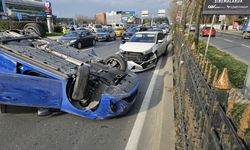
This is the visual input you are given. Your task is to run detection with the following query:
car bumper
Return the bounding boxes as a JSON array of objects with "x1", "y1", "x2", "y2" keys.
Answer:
[
  {"x1": 126, "y1": 55, "x2": 157, "y2": 73},
  {"x1": 61, "y1": 82, "x2": 140, "y2": 120},
  {"x1": 121, "y1": 36, "x2": 131, "y2": 41},
  {"x1": 115, "y1": 32, "x2": 123, "y2": 37},
  {"x1": 97, "y1": 36, "x2": 108, "y2": 41}
]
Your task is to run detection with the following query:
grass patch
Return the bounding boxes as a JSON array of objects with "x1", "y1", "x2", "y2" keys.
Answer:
[
  {"x1": 197, "y1": 40, "x2": 248, "y2": 89},
  {"x1": 46, "y1": 32, "x2": 63, "y2": 37},
  {"x1": 231, "y1": 103, "x2": 247, "y2": 124},
  {"x1": 246, "y1": 127, "x2": 250, "y2": 143}
]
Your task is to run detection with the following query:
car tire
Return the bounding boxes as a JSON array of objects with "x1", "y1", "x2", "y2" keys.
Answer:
[
  {"x1": 104, "y1": 54, "x2": 127, "y2": 72},
  {"x1": 164, "y1": 42, "x2": 174, "y2": 56},
  {"x1": 243, "y1": 32, "x2": 248, "y2": 39},
  {"x1": 92, "y1": 40, "x2": 96, "y2": 46},
  {"x1": 72, "y1": 65, "x2": 89, "y2": 104},
  {"x1": 114, "y1": 36, "x2": 116, "y2": 41},
  {"x1": 77, "y1": 42, "x2": 82, "y2": 49},
  {"x1": 24, "y1": 23, "x2": 46, "y2": 37},
  {"x1": 0, "y1": 104, "x2": 7, "y2": 113}
]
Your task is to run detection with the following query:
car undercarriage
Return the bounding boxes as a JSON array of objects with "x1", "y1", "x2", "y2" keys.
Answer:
[{"x1": 0, "y1": 31, "x2": 139, "y2": 119}]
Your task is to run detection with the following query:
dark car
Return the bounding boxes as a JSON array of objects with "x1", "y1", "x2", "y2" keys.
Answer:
[
  {"x1": 121, "y1": 27, "x2": 138, "y2": 42},
  {"x1": 0, "y1": 31, "x2": 140, "y2": 120},
  {"x1": 95, "y1": 28, "x2": 116, "y2": 41},
  {"x1": 58, "y1": 31, "x2": 96, "y2": 49}
]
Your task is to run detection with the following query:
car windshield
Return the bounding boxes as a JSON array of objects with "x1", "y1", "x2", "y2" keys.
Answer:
[
  {"x1": 64, "y1": 31, "x2": 80, "y2": 37},
  {"x1": 129, "y1": 33, "x2": 156, "y2": 43},
  {"x1": 94, "y1": 25, "x2": 102, "y2": 28},
  {"x1": 96, "y1": 29, "x2": 106, "y2": 33},
  {"x1": 127, "y1": 28, "x2": 137, "y2": 33},
  {"x1": 148, "y1": 28, "x2": 162, "y2": 32}
]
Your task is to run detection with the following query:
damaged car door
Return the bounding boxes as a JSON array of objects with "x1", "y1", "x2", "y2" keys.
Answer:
[{"x1": 0, "y1": 52, "x2": 63, "y2": 108}]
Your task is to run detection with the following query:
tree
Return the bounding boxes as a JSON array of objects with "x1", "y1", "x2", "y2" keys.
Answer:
[{"x1": 193, "y1": 0, "x2": 204, "y2": 46}]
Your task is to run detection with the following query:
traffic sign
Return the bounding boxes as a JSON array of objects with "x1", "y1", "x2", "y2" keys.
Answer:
[
  {"x1": 141, "y1": 10, "x2": 149, "y2": 17},
  {"x1": 219, "y1": 15, "x2": 226, "y2": 21},
  {"x1": 203, "y1": 0, "x2": 250, "y2": 14},
  {"x1": 16, "y1": 13, "x2": 22, "y2": 21}
]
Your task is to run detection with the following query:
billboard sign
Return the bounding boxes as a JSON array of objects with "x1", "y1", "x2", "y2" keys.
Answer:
[
  {"x1": 203, "y1": 0, "x2": 250, "y2": 15},
  {"x1": 141, "y1": 10, "x2": 149, "y2": 17},
  {"x1": 158, "y1": 9, "x2": 166, "y2": 17},
  {"x1": 44, "y1": 1, "x2": 52, "y2": 14}
]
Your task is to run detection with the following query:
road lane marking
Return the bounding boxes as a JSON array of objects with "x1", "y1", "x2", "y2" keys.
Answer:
[
  {"x1": 241, "y1": 44, "x2": 250, "y2": 48},
  {"x1": 81, "y1": 48, "x2": 94, "y2": 52},
  {"x1": 125, "y1": 58, "x2": 163, "y2": 150},
  {"x1": 223, "y1": 39, "x2": 233, "y2": 43}
]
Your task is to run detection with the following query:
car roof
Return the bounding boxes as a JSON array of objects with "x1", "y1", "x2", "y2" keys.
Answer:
[{"x1": 136, "y1": 31, "x2": 162, "y2": 34}]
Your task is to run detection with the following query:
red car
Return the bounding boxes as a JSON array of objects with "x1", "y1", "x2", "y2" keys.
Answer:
[{"x1": 200, "y1": 26, "x2": 216, "y2": 37}]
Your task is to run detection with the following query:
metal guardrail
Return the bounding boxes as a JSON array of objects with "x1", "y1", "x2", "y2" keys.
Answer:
[{"x1": 173, "y1": 31, "x2": 248, "y2": 150}]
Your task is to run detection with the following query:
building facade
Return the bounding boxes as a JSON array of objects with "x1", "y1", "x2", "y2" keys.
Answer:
[{"x1": 95, "y1": 12, "x2": 106, "y2": 25}]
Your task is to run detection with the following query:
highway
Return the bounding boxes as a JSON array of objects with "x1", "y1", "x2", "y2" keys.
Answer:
[{"x1": 0, "y1": 38, "x2": 175, "y2": 150}]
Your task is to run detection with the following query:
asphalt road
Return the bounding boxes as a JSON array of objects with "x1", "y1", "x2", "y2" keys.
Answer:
[
  {"x1": 0, "y1": 38, "x2": 175, "y2": 150},
  {"x1": 203, "y1": 32, "x2": 250, "y2": 65}
]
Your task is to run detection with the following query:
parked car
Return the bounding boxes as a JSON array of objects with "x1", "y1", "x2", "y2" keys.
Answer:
[
  {"x1": 58, "y1": 31, "x2": 96, "y2": 49},
  {"x1": 147, "y1": 27, "x2": 164, "y2": 33},
  {"x1": 121, "y1": 27, "x2": 138, "y2": 42},
  {"x1": 200, "y1": 26, "x2": 216, "y2": 37},
  {"x1": 190, "y1": 24, "x2": 196, "y2": 32},
  {"x1": 114, "y1": 28, "x2": 125, "y2": 37},
  {"x1": 89, "y1": 24, "x2": 103, "y2": 32},
  {"x1": 119, "y1": 31, "x2": 173, "y2": 72},
  {"x1": 0, "y1": 30, "x2": 140, "y2": 119},
  {"x1": 95, "y1": 28, "x2": 116, "y2": 41}
]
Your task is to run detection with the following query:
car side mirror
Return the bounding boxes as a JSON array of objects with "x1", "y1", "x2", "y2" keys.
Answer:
[
  {"x1": 122, "y1": 40, "x2": 126, "y2": 44},
  {"x1": 158, "y1": 40, "x2": 163, "y2": 43}
]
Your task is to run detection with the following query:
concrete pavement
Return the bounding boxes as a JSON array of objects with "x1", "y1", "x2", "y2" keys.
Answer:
[{"x1": 0, "y1": 38, "x2": 175, "y2": 150}]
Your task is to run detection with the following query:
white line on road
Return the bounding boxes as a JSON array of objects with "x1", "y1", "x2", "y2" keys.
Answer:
[
  {"x1": 223, "y1": 39, "x2": 233, "y2": 43},
  {"x1": 125, "y1": 58, "x2": 163, "y2": 150},
  {"x1": 241, "y1": 44, "x2": 250, "y2": 48},
  {"x1": 81, "y1": 48, "x2": 94, "y2": 52}
]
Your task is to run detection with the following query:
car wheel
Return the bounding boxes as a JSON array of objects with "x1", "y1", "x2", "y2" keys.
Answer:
[
  {"x1": 0, "y1": 104, "x2": 7, "y2": 113},
  {"x1": 104, "y1": 54, "x2": 127, "y2": 72},
  {"x1": 114, "y1": 36, "x2": 116, "y2": 41},
  {"x1": 107, "y1": 36, "x2": 111, "y2": 41},
  {"x1": 243, "y1": 32, "x2": 248, "y2": 39},
  {"x1": 23, "y1": 23, "x2": 46, "y2": 37},
  {"x1": 92, "y1": 40, "x2": 96, "y2": 46},
  {"x1": 71, "y1": 65, "x2": 89, "y2": 105},
  {"x1": 77, "y1": 42, "x2": 82, "y2": 49}
]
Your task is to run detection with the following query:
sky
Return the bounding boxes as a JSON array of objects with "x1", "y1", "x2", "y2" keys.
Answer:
[{"x1": 48, "y1": 0, "x2": 170, "y2": 18}]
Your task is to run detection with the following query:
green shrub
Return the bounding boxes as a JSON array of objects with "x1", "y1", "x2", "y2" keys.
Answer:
[
  {"x1": 0, "y1": 21, "x2": 47, "y2": 31},
  {"x1": 54, "y1": 25, "x2": 63, "y2": 33},
  {"x1": 0, "y1": 21, "x2": 27, "y2": 30},
  {"x1": 198, "y1": 40, "x2": 248, "y2": 89}
]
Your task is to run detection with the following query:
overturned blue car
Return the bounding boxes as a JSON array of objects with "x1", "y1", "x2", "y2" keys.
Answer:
[{"x1": 0, "y1": 31, "x2": 139, "y2": 119}]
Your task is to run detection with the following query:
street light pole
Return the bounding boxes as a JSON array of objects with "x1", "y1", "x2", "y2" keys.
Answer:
[
  {"x1": 187, "y1": 11, "x2": 194, "y2": 35},
  {"x1": 204, "y1": 15, "x2": 216, "y2": 58}
]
